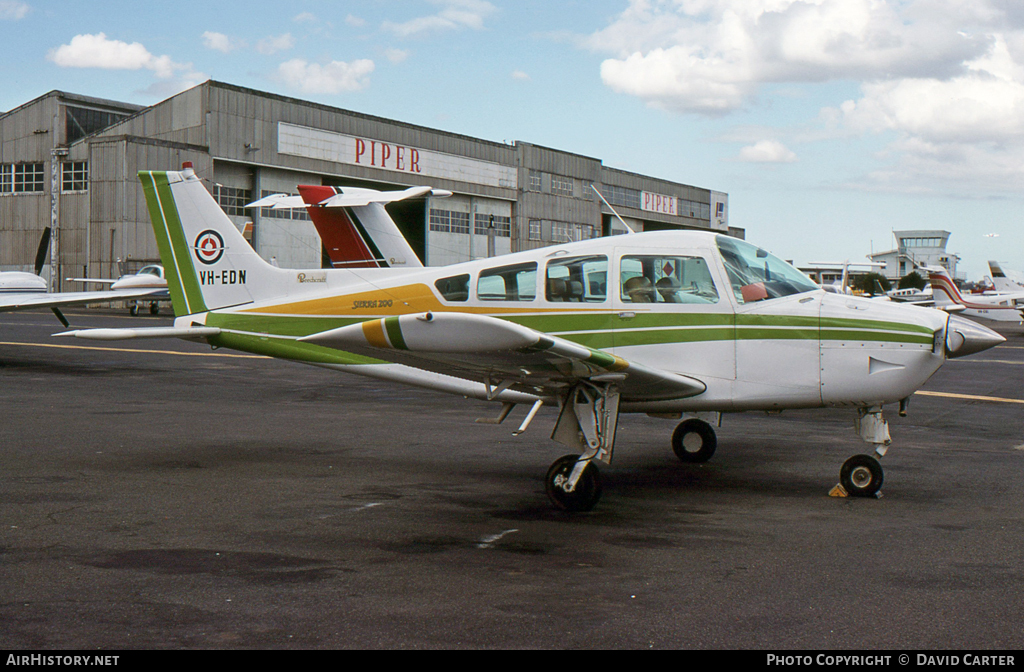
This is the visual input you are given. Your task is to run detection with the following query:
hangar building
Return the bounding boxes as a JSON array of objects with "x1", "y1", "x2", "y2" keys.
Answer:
[{"x1": 0, "y1": 81, "x2": 736, "y2": 290}]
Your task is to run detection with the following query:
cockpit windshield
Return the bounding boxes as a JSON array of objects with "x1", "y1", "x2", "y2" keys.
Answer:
[{"x1": 715, "y1": 235, "x2": 819, "y2": 304}]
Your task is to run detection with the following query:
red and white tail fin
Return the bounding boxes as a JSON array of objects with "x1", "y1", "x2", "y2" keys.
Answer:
[
  {"x1": 926, "y1": 266, "x2": 964, "y2": 309},
  {"x1": 251, "y1": 185, "x2": 451, "y2": 269}
]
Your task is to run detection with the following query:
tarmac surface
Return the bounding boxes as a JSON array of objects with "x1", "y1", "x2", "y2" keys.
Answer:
[{"x1": 1, "y1": 308, "x2": 1023, "y2": 649}]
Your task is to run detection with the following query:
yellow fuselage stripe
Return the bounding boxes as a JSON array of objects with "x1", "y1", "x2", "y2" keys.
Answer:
[{"x1": 362, "y1": 319, "x2": 390, "y2": 348}]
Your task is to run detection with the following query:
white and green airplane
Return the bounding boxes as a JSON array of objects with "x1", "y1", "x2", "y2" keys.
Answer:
[{"x1": 60, "y1": 165, "x2": 1005, "y2": 511}]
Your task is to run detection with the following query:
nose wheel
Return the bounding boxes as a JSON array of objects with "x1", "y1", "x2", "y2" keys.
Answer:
[
  {"x1": 671, "y1": 418, "x2": 717, "y2": 463},
  {"x1": 839, "y1": 454, "x2": 884, "y2": 497}
]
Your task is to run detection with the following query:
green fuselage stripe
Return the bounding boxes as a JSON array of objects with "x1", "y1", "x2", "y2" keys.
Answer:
[
  {"x1": 140, "y1": 172, "x2": 206, "y2": 316},
  {"x1": 384, "y1": 316, "x2": 408, "y2": 350}
]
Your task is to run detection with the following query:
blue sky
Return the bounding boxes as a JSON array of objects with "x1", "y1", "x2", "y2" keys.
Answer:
[{"x1": 3, "y1": 0, "x2": 1023, "y2": 280}]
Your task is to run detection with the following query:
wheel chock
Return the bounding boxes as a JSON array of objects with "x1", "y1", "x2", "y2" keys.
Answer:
[{"x1": 829, "y1": 483, "x2": 848, "y2": 498}]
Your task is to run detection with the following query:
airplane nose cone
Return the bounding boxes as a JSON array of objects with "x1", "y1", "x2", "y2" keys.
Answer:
[{"x1": 945, "y1": 315, "x2": 1006, "y2": 358}]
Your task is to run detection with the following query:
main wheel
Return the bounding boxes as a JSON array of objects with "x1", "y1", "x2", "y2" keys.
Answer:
[
  {"x1": 672, "y1": 419, "x2": 717, "y2": 463},
  {"x1": 149, "y1": 302, "x2": 160, "y2": 315},
  {"x1": 840, "y1": 454, "x2": 884, "y2": 497},
  {"x1": 545, "y1": 455, "x2": 602, "y2": 512},
  {"x1": 129, "y1": 303, "x2": 139, "y2": 316}
]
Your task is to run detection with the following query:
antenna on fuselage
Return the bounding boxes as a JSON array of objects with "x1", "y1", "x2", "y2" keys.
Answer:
[{"x1": 591, "y1": 185, "x2": 636, "y2": 235}]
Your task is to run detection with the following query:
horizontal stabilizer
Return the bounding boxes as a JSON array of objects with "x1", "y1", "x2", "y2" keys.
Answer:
[{"x1": 55, "y1": 326, "x2": 221, "y2": 341}]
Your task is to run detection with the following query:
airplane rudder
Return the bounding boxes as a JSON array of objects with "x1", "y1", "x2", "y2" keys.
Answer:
[{"x1": 138, "y1": 169, "x2": 206, "y2": 316}]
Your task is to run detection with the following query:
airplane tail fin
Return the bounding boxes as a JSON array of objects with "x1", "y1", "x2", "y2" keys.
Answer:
[
  {"x1": 295, "y1": 185, "x2": 431, "y2": 269},
  {"x1": 925, "y1": 266, "x2": 962, "y2": 308},
  {"x1": 139, "y1": 165, "x2": 282, "y2": 317}
]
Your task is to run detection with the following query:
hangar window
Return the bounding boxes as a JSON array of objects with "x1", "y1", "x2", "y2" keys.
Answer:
[
  {"x1": 477, "y1": 262, "x2": 537, "y2": 301},
  {"x1": 61, "y1": 161, "x2": 88, "y2": 192},
  {"x1": 528, "y1": 220, "x2": 542, "y2": 241},
  {"x1": 604, "y1": 184, "x2": 641, "y2": 210},
  {"x1": 214, "y1": 185, "x2": 252, "y2": 217},
  {"x1": 474, "y1": 213, "x2": 511, "y2": 237},
  {"x1": 0, "y1": 165, "x2": 11, "y2": 193},
  {"x1": 435, "y1": 274, "x2": 470, "y2": 302},
  {"x1": 65, "y1": 106, "x2": 131, "y2": 144},
  {"x1": 430, "y1": 209, "x2": 470, "y2": 234},
  {"x1": 546, "y1": 255, "x2": 607, "y2": 303},
  {"x1": 528, "y1": 170, "x2": 542, "y2": 191},
  {"x1": 14, "y1": 163, "x2": 44, "y2": 193},
  {"x1": 552, "y1": 175, "x2": 573, "y2": 196}
]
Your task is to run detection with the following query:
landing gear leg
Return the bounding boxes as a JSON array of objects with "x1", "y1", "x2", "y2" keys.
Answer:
[
  {"x1": 831, "y1": 406, "x2": 889, "y2": 498},
  {"x1": 545, "y1": 382, "x2": 621, "y2": 511}
]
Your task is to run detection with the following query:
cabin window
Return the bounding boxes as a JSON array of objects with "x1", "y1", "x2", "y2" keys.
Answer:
[
  {"x1": 716, "y1": 235, "x2": 818, "y2": 303},
  {"x1": 546, "y1": 255, "x2": 607, "y2": 303},
  {"x1": 620, "y1": 255, "x2": 720, "y2": 304},
  {"x1": 477, "y1": 262, "x2": 537, "y2": 301},
  {"x1": 435, "y1": 274, "x2": 470, "y2": 302}
]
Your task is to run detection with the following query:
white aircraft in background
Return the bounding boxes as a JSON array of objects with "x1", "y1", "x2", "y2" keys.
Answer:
[
  {"x1": 248, "y1": 185, "x2": 450, "y2": 269},
  {"x1": 927, "y1": 266, "x2": 1024, "y2": 323},
  {"x1": 987, "y1": 261, "x2": 1024, "y2": 293},
  {"x1": 0, "y1": 228, "x2": 167, "y2": 326},
  {"x1": 69, "y1": 263, "x2": 170, "y2": 316},
  {"x1": 60, "y1": 166, "x2": 1005, "y2": 511}
]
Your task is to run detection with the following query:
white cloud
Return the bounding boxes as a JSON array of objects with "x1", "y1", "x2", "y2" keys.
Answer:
[
  {"x1": 385, "y1": 48, "x2": 409, "y2": 64},
  {"x1": 587, "y1": 0, "x2": 1024, "y2": 196},
  {"x1": 383, "y1": 0, "x2": 496, "y2": 37},
  {"x1": 294, "y1": 12, "x2": 318, "y2": 23},
  {"x1": 0, "y1": 1, "x2": 29, "y2": 20},
  {"x1": 511, "y1": 70, "x2": 530, "y2": 80},
  {"x1": 737, "y1": 140, "x2": 797, "y2": 163},
  {"x1": 345, "y1": 14, "x2": 366, "y2": 28},
  {"x1": 257, "y1": 33, "x2": 295, "y2": 55},
  {"x1": 202, "y1": 31, "x2": 244, "y2": 53},
  {"x1": 48, "y1": 33, "x2": 193, "y2": 79},
  {"x1": 589, "y1": 0, "x2": 986, "y2": 116},
  {"x1": 276, "y1": 58, "x2": 375, "y2": 94}
]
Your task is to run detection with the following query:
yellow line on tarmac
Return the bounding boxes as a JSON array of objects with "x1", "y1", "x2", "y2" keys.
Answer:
[
  {"x1": 915, "y1": 390, "x2": 1024, "y2": 405},
  {"x1": 0, "y1": 341, "x2": 268, "y2": 359}
]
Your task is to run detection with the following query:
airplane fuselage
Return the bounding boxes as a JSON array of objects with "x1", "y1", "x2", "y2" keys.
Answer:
[{"x1": 178, "y1": 230, "x2": 950, "y2": 414}]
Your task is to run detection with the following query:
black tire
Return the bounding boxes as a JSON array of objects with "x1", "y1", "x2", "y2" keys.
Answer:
[
  {"x1": 840, "y1": 454, "x2": 884, "y2": 497},
  {"x1": 149, "y1": 302, "x2": 159, "y2": 315},
  {"x1": 545, "y1": 454, "x2": 602, "y2": 512},
  {"x1": 672, "y1": 419, "x2": 717, "y2": 463},
  {"x1": 129, "y1": 303, "x2": 139, "y2": 317}
]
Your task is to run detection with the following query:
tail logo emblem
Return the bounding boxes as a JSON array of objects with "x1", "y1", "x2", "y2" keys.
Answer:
[{"x1": 194, "y1": 230, "x2": 225, "y2": 265}]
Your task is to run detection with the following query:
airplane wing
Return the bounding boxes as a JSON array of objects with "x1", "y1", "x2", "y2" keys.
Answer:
[
  {"x1": 298, "y1": 311, "x2": 706, "y2": 402},
  {"x1": 0, "y1": 287, "x2": 167, "y2": 314}
]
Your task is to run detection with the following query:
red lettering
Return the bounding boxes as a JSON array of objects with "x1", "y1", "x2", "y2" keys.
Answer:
[
  {"x1": 396, "y1": 146, "x2": 405, "y2": 171},
  {"x1": 370, "y1": 141, "x2": 377, "y2": 166},
  {"x1": 410, "y1": 148, "x2": 421, "y2": 173},
  {"x1": 355, "y1": 138, "x2": 366, "y2": 164},
  {"x1": 381, "y1": 143, "x2": 392, "y2": 168}
]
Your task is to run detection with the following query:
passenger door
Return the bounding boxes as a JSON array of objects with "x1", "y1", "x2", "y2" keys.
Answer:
[{"x1": 611, "y1": 249, "x2": 736, "y2": 385}]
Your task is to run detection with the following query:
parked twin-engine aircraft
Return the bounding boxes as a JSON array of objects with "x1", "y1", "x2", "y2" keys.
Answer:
[
  {"x1": 928, "y1": 266, "x2": 1024, "y2": 323},
  {"x1": 0, "y1": 228, "x2": 167, "y2": 326},
  {"x1": 69, "y1": 264, "x2": 170, "y2": 315},
  {"x1": 60, "y1": 166, "x2": 1006, "y2": 510}
]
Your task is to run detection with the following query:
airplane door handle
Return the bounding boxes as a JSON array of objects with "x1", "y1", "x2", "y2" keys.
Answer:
[{"x1": 618, "y1": 311, "x2": 636, "y2": 319}]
